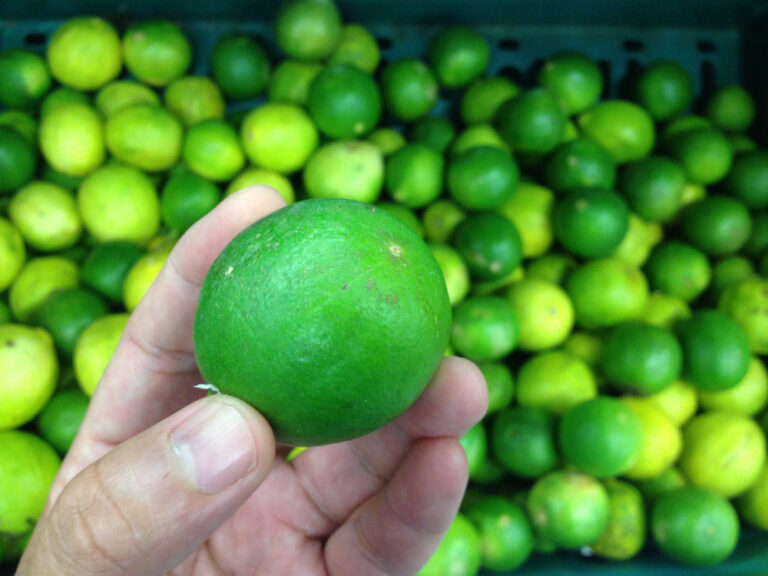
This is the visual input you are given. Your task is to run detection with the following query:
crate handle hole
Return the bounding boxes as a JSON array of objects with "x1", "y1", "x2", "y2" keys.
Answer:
[
  {"x1": 24, "y1": 32, "x2": 47, "y2": 46},
  {"x1": 623, "y1": 39, "x2": 645, "y2": 52},
  {"x1": 377, "y1": 37, "x2": 393, "y2": 51},
  {"x1": 498, "y1": 38, "x2": 520, "y2": 51},
  {"x1": 697, "y1": 40, "x2": 717, "y2": 53}
]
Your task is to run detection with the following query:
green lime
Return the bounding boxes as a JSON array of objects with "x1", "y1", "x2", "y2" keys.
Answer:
[
  {"x1": 453, "y1": 212, "x2": 522, "y2": 281},
  {"x1": 506, "y1": 278, "x2": 573, "y2": 351},
  {"x1": 737, "y1": 464, "x2": 768, "y2": 530},
  {"x1": 528, "y1": 471, "x2": 610, "y2": 549},
  {"x1": 647, "y1": 378, "x2": 698, "y2": 426},
  {"x1": 497, "y1": 89, "x2": 566, "y2": 153},
  {"x1": 592, "y1": 479, "x2": 646, "y2": 561},
  {"x1": 423, "y1": 199, "x2": 466, "y2": 244},
  {"x1": 195, "y1": 199, "x2": 450, "y2": 445},
  {"x1": 700, "y1": 357, "x2": 768, "y2": 416},
  {"x1": 328, "y1": 24, "x2": 379, "y2": 74},
  {"x1": 470, "y1": 267, "x2": 524, "y2": 297},
  {"x1": 385, "y1": 143, "x2": 443, "y2": 208},
  {"x1": 381, "y1": 59, "x2": 438, "y2": 122},
  {"x1": 516, "y1": 350, "x2": 597, "y2": 414},
  {"x1": 211, "y1": 34, "x2": 270, "y2": 100},
  {"x1": 47, "y1": 17, "x2": 121, "y2": 90},
  {"x1": 183, "y1": 119, "x2": 245, "y2": 181},
  {"x1": 724, "y1": 151, "x2": 768, "y2": 209},
  {"x1": 0, "y1": 301, "x2": 9, "y2": 325},
  {"x1": 537, "y1": 52, "x2": 602, "y2": 115},
  {"x1": 37, "y1": 389, "x2": 90, "y2": 454},
  {"x1": 416, "y1": 514, "x2": 482, "y2": 576},
  {"x1": 268, "y1": 60, "x2": 323, "y2": 105},
  {"x1": 376, "y1": 203, "x2": 424, "y2": 238},
  {"x1": 682, "y1": 196, "x2": 752, "y2": 256},
  {"x1": 39, "y1": 87, "x2": 91, "y2": 118},
  {"x1": 645, "y1": 241, "x2": 711, "y2": 302},
  {"x1": 706, "y1": 85, "x2": 755, "y2": 133},
  {"x1": 81, "y1": 242, "x2": 144, "y2": 304},
  {"x1": 0, "y1": 125, "x2": 36, "y2": 193},
  {"x1": 226, "y1": 167, "x2": 295, "y2": 204},
  {"x1": 710, "y1": 256, "x2": 754, "y2": 301},
  {"x1": 36, "y1": 287, "x2": 109, "y2": 359},
  {"x1": 613, "y1": 213, "x2": 663, "y2": 268},
  {"x1": 492, "y1": 406, "x2": 557, "y2": 478},
  {"x1": 525, "y1": 252, "x2": 576, "y2": 286},
  {"x1": 746, "y1": 212, "x2": 768, "y2": 257},
  {"x1": 123, "y1": 20, "x2": 191, "y2": 86},
  {"x1": 0, "y1": 324, "x2": 58, "y2": 430},
  {"x1": 0, "y1": 218, "x2": 26, "y2": 292},
  {"x1": 366, "y1": 127, "x2": 406, "y2": 157},
  {"x1": 553, "y1": 188, "x2": 629, "y2": 258},
  {"x1": 165, "y1": 75, "x2": 225, "y2": 127},
  {"x1": 275, "y1": 0, "x2": 341, "y2": 62},
  {"x1": 450, "y1": 296, "x2": 518, "y2": 361},
  {"x1": 464, "y1": 496, "x2": 534, "y2": 571},
  {"x1": 409, "y1": 117, "x2": 455, "y2": 154},
  {"x1": 10, "y1": 257, "x2": 79, "y2": 323},
  {"x1": 621, "y1": 396, "x2": 682, "y2": 479},
  {"x1": 544, "y1": 137, "x2": 616, "y2": 194},
  {"x1": 461, "y1": 76, "x2": 520, "y2": 125},
  {"x1": 577, "y1": 100, "x2": 655, "y2": 164},
  {"x1": 40, "y1": 165, "x2": 82, "y2": 192},
  {"x1": 39, "y1": 102, "x2": 103, "y2": 178},
  {"x1": 451, "y1": 125, "x2": 508, "y2": 160},
  {"x1": 429, "y1": 242, "x2": 469, "y2": 306},
  {"x1": 667, "y1": 128, "x2": 734, "y2": 185},
  {"x1": 633, "y1": 467, "x2": 687, "y2": 501},
  {"x1": 478, "y1": 362, "x2": 513, "y2": 414},
  {"x1": 719, "y1": 276, "x2": 768, "y2": 354},
  {"x1": 661, "y1": 114, "x2": 712, "y2": 142},
  {"x1": 619, "y1": 156, "x2": 685, "y2": 222},
  {"x1": 460, "y1": 421, "x2": 487, "y2": 479},
  {"x1": 428, "y1": 26, "x2": 489, "y2": 88},
  {"x1": 124, "y1": 250, "x2": 169, "y2": 311},
  {"x1": 74, "y1": 313, "x2": 129, "y2": 396},
  {"x1": 0, "y1": 49, "x2": 51, "y2": 109},
  {"x1": 8, "y1": 181, "x2": 80, "y2": 251},
  {"x1": 562, "y1": 330, "x2": 603, "y2": 368},
  {"x1": 634, "y1": 61, "x2": 693, "y2": 121},
  {"x1": 497, "y1": 182, "x2": 554, "y2": 258},
  {"x1": 730, "y1": 133, "x2": 759, "y2": 154},
  {"x1": 304, "y1": 140, "x2": 383, "y2": 202},
  {"x1": 652, "y1": 487, "x2": 739, "y2": 566},
  {"x1": 106, "y1": 104, "x2": 183, "y2": 172},
  {"x1": 78, "y1": 164, "x2": 160, "y2": 243},
  {"x1": 161, "y1": 170, "x2": 222, "y2": 233},
  {"x1": 0, "y1": 110, "x2": 37, "y2": 144},
  {"x1": 448, "y1": 146, "x2": 519, "y2": 211},
  {"x1": 241, "y1": 103, "x2": 318, "y2": 174},
  {"x1": 95, "y1": 80, "x2": 160, "y2": 118}
]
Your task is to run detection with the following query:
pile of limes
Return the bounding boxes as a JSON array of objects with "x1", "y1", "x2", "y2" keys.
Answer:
[{"x1": 1, "y1": 0, "x2": 768, "y2": 571}]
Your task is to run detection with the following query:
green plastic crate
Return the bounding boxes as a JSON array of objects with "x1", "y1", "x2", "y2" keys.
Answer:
[{"x1": 2, "y1": 1, "x2": 768, "y2": 574}]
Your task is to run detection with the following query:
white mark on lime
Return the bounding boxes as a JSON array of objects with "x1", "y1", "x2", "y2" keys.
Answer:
[{"x1": 389, "y1": 244, "x2": 402, "y2": 257}]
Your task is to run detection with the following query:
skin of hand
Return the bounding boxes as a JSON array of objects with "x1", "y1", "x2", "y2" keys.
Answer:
[{"x1": 17, "y1": 186, "x2": 488, "y2": 576}]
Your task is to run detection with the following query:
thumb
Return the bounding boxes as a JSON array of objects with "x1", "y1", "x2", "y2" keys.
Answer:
[{"x1": 17, "y1": 394, "x2": 275, "y2": 576}]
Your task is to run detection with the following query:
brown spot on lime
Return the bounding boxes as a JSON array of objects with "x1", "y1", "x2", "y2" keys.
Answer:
[
  {"x1": 5, "y1": 340, "x2": 14, "y2": 347},
  {"x1": 389, "y1": 244, "x2": 402, "y2": 257},
  {"x1": 342, "y1": 284, "x2": 348, "y2": 291}
]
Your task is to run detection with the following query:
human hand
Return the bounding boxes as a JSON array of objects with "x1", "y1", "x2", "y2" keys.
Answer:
[{"x1": 17, "y1": 186, "x2": 488, "y2": 576}]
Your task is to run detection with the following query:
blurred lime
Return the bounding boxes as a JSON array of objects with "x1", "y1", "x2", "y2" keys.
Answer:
[
  {"x1": 39, "y1": 102, "x2": 103, "y2": 177},
  {"x1": 275, "y1": 0, "x2": 341, "y2": 62},
  {"x1": 0, "y1": 218, "x2": 26, "y2": 292},
  {"x1": 36, "y1": 287, "x2": 108, "y2": 359},
  {"x1": 409, "y1": 117, "x2": 456, "y2": 154},
  {"x1": 634, "y1": 467, "x2": 687, "y2": 501},
  {"x1": 470, "y1": 267, "x2": 524, "y2": 297},
  {"x1": 10, "y1": 257, "x2": 79, "y2": 323},
  {"x1": 706, "y1": 85, "x2": 755, "y2": 133},
  {"x1": 378, "y1": 203, "x2": 424, "y2": 238},
  {"x1": 730, "y1": 133, "x2": 758, "y2": 154},
  {"x1": 544, "y1": 138, "x2": 616, "y2": 194},
  {"x1": 226, "y1": 167, "x2": 295, "y2": 204},
  {"x1": 304, "y1": 140, "x2": 383, "y2": 202},
  {"x1": 634, "y1": 61, "x2": 693, "y2": 121},
  {"x1": 737, "y1": 464, "x2": 768, "y2": 530},
  {"x1": 699, "y1": 357, "x2": 768, "y2": 416},
  {"x1": 428, "y1": 26, "x2": 489, "y2": 88},
  {"x1": 460, "y1": 422, "x2": 487, "y2": 479},
  {"x1": 724, "y1": 151, "x2": 768, "y2": 209},
  {"x1": 448, "y1": 146, "x2": 519, "y2": 211},
  {"x1": 385, "y1": 143, "x2": 443, "y2": 208},
  {"x1": 211, "y1": 34, "x2": 270, "y2": 100},
  {"x1": 0, "y1": 301, "x2": 9, "y2": 325},
  {"x1": 81, "y1": 242, "x2": 144, "y2": 304},
  {"x1": 680, "y1": 182, "x2": 707, "y2": 207},
  {"x1": 0, "y1": 125, "x2": 37, "y2": 193},
  {"x1": 95, "y1": 80, "x2": 160, "y2": 118},
  {"x1": 592, "y1": 479, "x2": 646, "y2": 561},
  {"x1": 124, "y1": 250, "x2": 169, "y2": 311},
  {"x1": 74, "y1": 313, "x2": 129, "y2": 396},
  {"x1": 621, "y1": 396, "x2": 682, "y2": 480},
  {"x1": 464, "y1": 496, "x2": 534, "y2": 571},
  {"x1": 183, "y1": 119, "x2": 245, "y2": 181},
  {"x1": 645, "y1": 241, "x2": 711, "y2": 302},
  {"x1": 328, "y1": 24, "x2": 380, "y2": 74},
  {"x1": 538, "y1": 52, "x2": 602, "y2": 115},
  {"x1": 497, "y1": 182, "x2": 554, "y2": 258},
  {"x1": 451, "y1": 124, "x2": 509, "y2": 156},
  {"x1": 562, "y1": 330, "x2": 603, "y2": 368},
  {"x1": 553, "y1": 188, "x2": 629, "y2": 258},
  {"x1": 461, "y1": 76, "x2": 520, "y2": 125},
  {"x1": 492, "y1": 406, "x2": 558, "y2": 478},
  {"x1": 525, "y1": 252, "x2": 576, "y2": 285},
  {"x1": 366, "y1": 127, "x2": 406, "y2": 157},
  {"x1": 161, "y1": 170, "x2": 221, "y2": 233},
  {"x1": 647, "y1": 379, "x2": 698, "y2": 426},
  {"x1": 710, "y1": 256, "x2": 754, "y2": 301},
  {"x1": 506, "y1": 279, "x2": 573, "y2": 351},
  {"x1": 497, "y1": 89, "x2": 566, "y2": 154},
  {"x1": 47, "y1": 17, "x2": 121, "y2": 90},
  {"x1": 450, "y1": 296, "x2": 519, "y2": 361},
  {"x1": 37, "y1": 389, "x2": 89, "y2": 454},
  {"x1": 453, "y1": 212, "x2": 522, "y2": 281},
  {"x1": 423, "y1": 200, "x2": 466, "y2": 243},
  {"x1": 478, "y1": 362, "x2": 513, "y2": 414},
  {"x1": 619, "y1": 156, "x2": 685, "y2": 222},
  {"x1": 8, "y1": 181, "x2": 80, "y2": 251},
  {"x1": 720, "y1": 276, "x2": 768, "y2": 354},
  {"x1": 165, "y1": 76, "x2": 225, "y2": 126},
  {"x1": 516, "y1": 351, "x2": 597, "y2": 414},
  {"x1": 416, "y1": 514, "x2": 482, "y2": 576},
  {"x1": 106, "y1": 104, "x2": 183, "y2": 172},
  {"x1": 578, "y1": 100, "x2": 655, "y2": 164},
  {"x1": 40, "y1": 87, "x2": 91, "y2": 118},
  {"x1": 268, "y1": 60, "x2": 323, "y2": 105},
  {"x1": 41, "y1": 165, "x2": 82, "y2": 191},
  {"x1": 613, "y1": 213, "x2": 663, "y2": 267},
  {"x1": 661, "y1": 113, "x2": 711, "y2": 140},
  {"x1": 123, "y1": 20, "x2": 191, "y2": 86},
  {"x1": 667, "y1": 128, "x2": 733, "y2": 185},
  {"x1": 0, "y1": 110, "x2": 37, "y2": 144},
  {"x1": 0, "y1": 49, "x2": 51, "y2": 109},
  {"x1": 381, "y1": 59, "x2": 438, "y2": 121},
  {"x1": 746, "y1": 212, "x2": 768, "y2": 256},
  {"x1": 429, "y1": 243, "x2": 469, "y2": 306}
]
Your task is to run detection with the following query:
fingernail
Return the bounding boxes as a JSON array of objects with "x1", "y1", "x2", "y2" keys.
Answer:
[{"x1": 171, "y1": 397, "x2": 257, "y2": 494}]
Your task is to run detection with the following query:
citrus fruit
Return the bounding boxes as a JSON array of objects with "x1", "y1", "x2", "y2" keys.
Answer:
[
  {"x1": 377, "y1": 203, "x2": 424, "y2": 238},
  {"x1": 40, "y1": 165, "x2": 82, "y2": 193},
  {"x1": 124, "y1": 250, "x2": 169, "y2": 311},
  {"x1": 537, "y1": 52, "x2": 602, "y2": 115},
  {"x1": 105, "y1": 104, "x2": 182, "y2": 172},
  {"x1": 730, "y1": 133, "x2": 758, "y2": 153},
  {"x1": 409, "y1": 117, "x2": 456, "y2": 154},
  {"x1": 461, "y1": 76, "x2": 520, "y2": 125},
  {"x1": 680, "y1": 182, "x2": 707, "y2": 208},
  {"x1": 268, "y1": 59, "x2": 323, "y2": 105},
  {"x1": 601, "y1": 322, "x2": 683, "y2": 394},
  {"x1": 195, "y1": 199, "x2": 450, "y2": 445},
  {"x1": 0, "y1": 301, "x2": 9, "y2": 325},
  {"x1": 37, "y1": 389, "x2": 90, "y2": 454},
  {"x1": 661, "y1": 114, "x2": 713, "y2": 140},
  {"x1": 211, "y1": 34, "x2": 270, "y2": 100},
  {"x1": 527, "y1": 471, "x2": 610, "y2": 549},
  {"x1": 620, "y1": 396, "x2": 682, "y2": 480},
  {"x1": 644, "y1": 241, "x2": 711, "y2": 302},
  {"x1": 380, "y1": 59, "x2": 438, "y2": 122},
  {"x1": 491, "y1": 406, "x2": 558, "y2": 478},
  {"x1": 559, "y1": 396, "x2": 642, "y2": 477},
  {"x1": 0, "y1": 430, "x2": 60, "y2": 533},
  {"x1": 710, "y1": 256, "x2": 754, "y2": 301},
  {"x1": 516, "y1": 350, "x2": 597, "y2": 414},
  {"x1": 496, "y1": 182, "x2": 553, "y2": 258},
  {"x1": 722, "y1": 151, "x2": 768, "y2": 208},
  {"x1": 719, "y1": 276, "x2": 768, "y2": 353},
  {"x1": 429, "y1": 243, "x2": 469, "y2": 306},
  {"x1": 451, "y1": 124, "x2": 509, "y2": 157},
  {"x1": 423, "y1": 201, "x2": 466, "y2": 246},
  {"x1": 241, "y1": 103, "x2": 318, "y2": 174},
  {"x1": 452, "y1": 212, "x2": 522, "y2": 281},
  {"x1": 666, "y1": 128, "x2": 734, "y2": 185},
  {"x1": 613, "y1": 213, "x2": 663, "y2": 267},
  {"x1": 0, "y1": 219, "x2": 25, "y2": 292},
  {"x1": 619, "y1": 156, "x2": 685, "y2": 222},
  {"x1": 161, "y1": 169, "x2": 222, "y2": 233},
  {"x1": 699, "y1": 357, "x2": 768, "y2": 416},
  {"x1": 78, "y1": 163, "x2": 160, "y2": 243},
  {"x1": 182, "y1": 119, "x2": 245, "y2": 182},
  {"x1": 39, "y1": 87, "x2": 91, "y2": 118},
  {"x1": 9, "y1": 257, "x2": 79, "y2": 323},
  {"x1": 477, "y1": 362, "x2": 513, "y2": 414},
  {"x1": 544, "y1": 137, "x2": 616, "y2": 194},
  {"x1": 746, "y1": 211, "x2": 768, "y2": 257},
  {"x1": 450, "y1": 296, "x2": 518, "y2": 361},
  {"x1": 0, "y1": 125, "x2": 36, "y2": 193},
  {"x1": 226, "y1": 167, "x2": 294, "y2": 204},
  {"x1": 553, "y1": 188, "x2": 629, "y2": 258},
  {"x1": 74, "y1": 313, "x2": 129, "y2": 396},
  {"x1": 460, "y1": 421, "x2": 487, "y2": 479},
  {"x1": 651, "y1": 487, "x2": 739, "y2": 566},
  {"x1": 36, "y1": 288, "x2": 109, "y2": 358},
  {"x1": 634, "y1": 467, "x2": 687, "y2": 501},
  {"x1": 123, "y1": 20, "x2": 191, "y2": 86},
  {"x1": 706, "y1": 84, "x2": 755, "y2": 133},
  {"x1": 464, "y1": 496, "x2": 534, "y2": 571},
  {"x1": 385, "y1": 143, "x2": 443, "y2": 208},
  {"x1": 275, "y1": 0, "x2": 341, "y2": 62},
  {"x1": 506, "y1": 278, "x2": 573, "y2": 351},
  {"x1": 0, "y1": 49, "x2": 51, "y2": 109},
  {"x1": 47, "y1": 17, "x2": 121, "y2": 90},
  {"x1": 95, "y1": 80, "x2": 160, "y2": 118},
  {"x1": 367, "y1": 127, "x2": 406, "y2": 157},
  {"x1": 680, "y1": 411, "x2": 766, "y2": 497},
  {"x1": 566, "y1": 257, "x2": 648, "y2": 328},
  {"x1": 304, "y1": 140, "x2": 383, "y2": 203},
  {"x1": 562, "y1": 330, "x2": 603, "y2": 368},
  {"x1": 165, "y1": 75, "x2": 225, "y2": 127},
  {"x1": 633, "y1": 61, "x2": 693, "y2": 121},
  {"x1": 591, "y1": 479, "x2": 646, "y2": 561},
  {"x1": 416, "y1": 514, "x2": 482, "y2": 576},
  {"x1": 0, "y1": 110, "x2": 37, "y2": 144},
  {"x1": 447, "y1": 146, "x2": 519, "y2": 211},
  {"x1": 39, "y1": 102, "x2": 103, "y2": 178},
  {"x1": 577, "y1": 100, "x2": 655, "y2": 164},
  {"x1": 647, "y1": 379, "x2": 698, "y2": 426},
  {"x1": 328, "y1": 24, "x2": 380, "y2": 74},
  {"x1": 497, "y1": 89, "x2": 566, "y2": 154},
  {"x1": 736, "y1": 464, "x2": 768, "y2": 530},
  {"x1": 8, "y1": 181, "x2": 80, "y2": 251},
  {"x1": 470, "y1": 267, "x2": 524, "y2": 297},
  {"x1": 0, "y1": 324, "x2": 58, "y2": 430},
  {"x1": 524, "y1": 252, "x2": 576, "y2": 286},
  {"x1": 81, "y1": 242, "x2": 144, "y2": 304},
  {"x1": 428, "y1": 26, "x2": 489, "y2": 88}
]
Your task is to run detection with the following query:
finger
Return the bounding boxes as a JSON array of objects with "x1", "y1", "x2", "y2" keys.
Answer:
[
  {"x1": 290, "y1": 357, "x2": 486, "y2": 533},
  {"x1": 324, "y1": 437, "x2": 468, "y2": 576},
  {"x1": 18, "y1": 395, "x2": 275, "y2": 576}
]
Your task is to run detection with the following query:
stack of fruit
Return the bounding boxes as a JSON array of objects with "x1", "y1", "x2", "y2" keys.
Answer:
[{"x1": 2, "y1": 0, "x2": 768, "y2": 572}]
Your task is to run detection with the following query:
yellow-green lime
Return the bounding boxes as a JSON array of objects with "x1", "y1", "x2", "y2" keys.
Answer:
[
  {"x1": 719, "y1": 276, "x2": 768, "y2": 354},
  {"x1": 304, "y1": 140, "x2": 383, "y2": 202},
  {"x1": 0, "y1": 217, "x2": 26, "y2": 291},
  {"x1": 275, "y1": 0, "x2": 342, "y2": 62},
  {"x1": 562, "y1": 330, "x2": 603, "y2": 368},
  {"x1": 578, "y1": 100, "x2": 656, "y2": 164},
  {"x1": 429, "y1": 243, "x2": 470, "y2": 306},
  {"x1": 328, "y1": 24, "x2": 380, "y2": 74},
  {"x1": 268, "y1": 60, "x2": 323, "y2": 106},
  {"x1": 123, "y1": 20, "x2": 192, "y2": 87},
  {"x1": 699, "y1": 357, "x2": 768, "y2": 416},
  {"x1": 516, "y1": 351, "x2": 597, "y2": 414},
  {"x1": 643, "y1": 293, "x2": 691, "y2": 328},
  {"x1": 165, "y1": 76, "x2": 225, "y2": 126},
  {"x1": 226, "y1": 167, "x2": 295, "y2": 204},
  {"x1": 613, "y1": 213, "x2": 663, "y2": 267},
  {"x1": 74, "y1": 313, "x2": 130, "y2": 396},
  {"x1": 621, "y1": 396, "x2": 682, "y2": 480},
  {"x1": 416, "y1": 514, "x2": 482, "y2": 576},
  {"x1": 461, "y1": 76, "x2": 520, "y2": 125},
  {"x1": 366, "y1": 127, "x2": 406, "y2": 157},
  {"x1": 451, "y1": 124, "x2": 509, "y2": 157},
  {"x1": 124, "y1": 250, "x2": 170, "y2": 311},
  {"x1": 37, "y1": 389, "x2": 90, "y2": 454},
  {"x1": 39, "y1": 102, "x2": 104, "y2": 177},
  {"x1": 736, "y1": 464, "x2": 768, "y2": 530},
  {"x1": 634, "y1": 467, "x2": 687, "y2": 501},
  {"x1": 460, "y1": 422, "x2": 488, "y2": 479},
  {"x1": 183, "y1": 119, "x2": 245, "y2": 182},
  {"x1": 506, "y1": 279, "x2": 574, "y2": 351},
  {"x1": 105, "y1": 104, "x2": 183, "y2": 172},
  {"x1": 9, "y1": 181, "x2": 81, "y2": 251},
  {"x1": 9, "y1": 257, "x2": 79, "y2": 323},
  {"x1": 647, "y1": 379, "x2": 698, "y2": 426},
  {"x1": 525, "y1": 252, "x2": 576, "y2": 286},
  {"x1": 423, "y1": 199, "x2": 466, "y2": 244},
  {"x1": 497, "y1": 182, "x2": 554, "y2": 258},
  {"x1": 592, "y1": 479, "x2": 646, "y2": 561},
  {"x1": 0, "y1": 49, "x2": 51, "y2": 110},
  {"x1": 95, "y1": 80, "x2": 160, "y2": 118}
]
